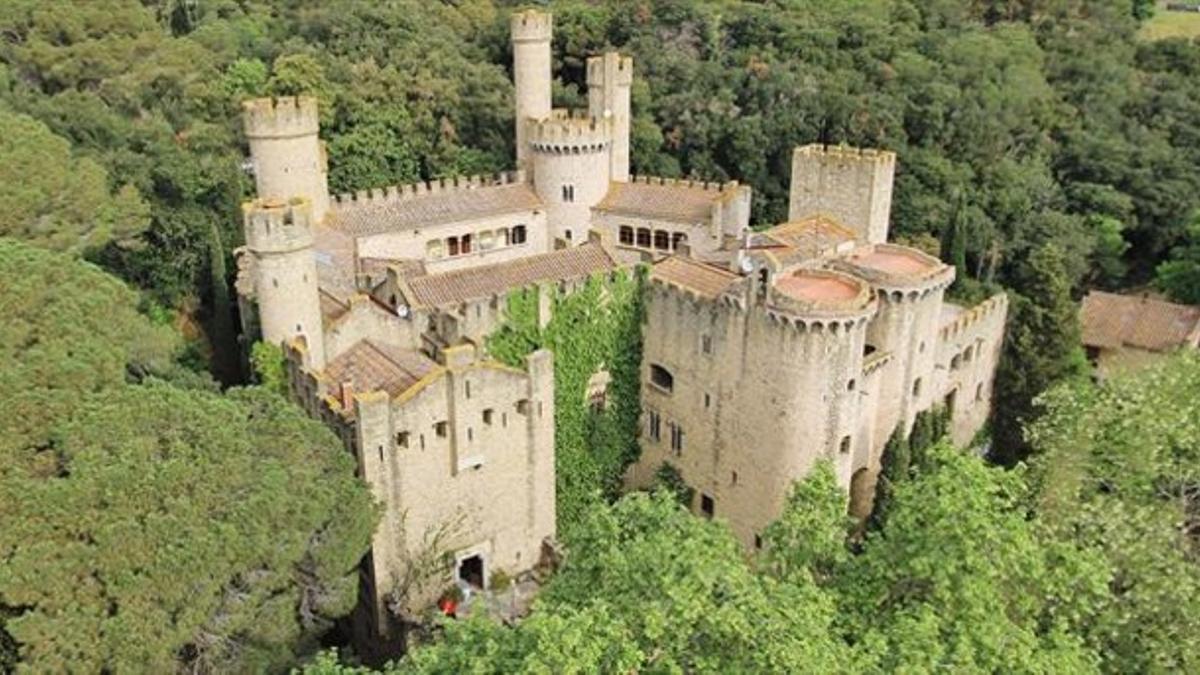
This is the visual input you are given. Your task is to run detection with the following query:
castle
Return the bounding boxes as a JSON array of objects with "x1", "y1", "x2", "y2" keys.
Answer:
[{"x1": 235, "y1": 9, "x2": 1006, "y2": 637}]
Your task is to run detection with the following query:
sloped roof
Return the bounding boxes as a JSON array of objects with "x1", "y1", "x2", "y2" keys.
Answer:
[
  {"x1": 595, "y1": 180, "x2": 725, "y2": 223},
  {"x1": 330, "y1": 183, "x2": 542, "y2": 237},
  {"x1": 753, "y1": 217, "x2": 858, "y2": 267},
  {"x1": 1080, "y1": 291, "x2": 1200, "y2": 352},
  {"x1": 322, "y1": 340, "x2": 438, "y2": 400},
  {"x1": 403, "y1": 242, "x2": 617, "y2": 308},
  {"x1": 650, "y1": 256, "x2": 740, "y2": 299}
]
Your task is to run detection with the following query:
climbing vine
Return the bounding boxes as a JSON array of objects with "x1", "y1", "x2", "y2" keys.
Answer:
[{"x1": 488, "y1": 268, "x2": 646, "y2": 539}]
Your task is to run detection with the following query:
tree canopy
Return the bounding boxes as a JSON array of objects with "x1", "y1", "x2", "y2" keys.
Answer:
[{"x1": 0, "y1": 240, "x2": 377, "y2": 672}]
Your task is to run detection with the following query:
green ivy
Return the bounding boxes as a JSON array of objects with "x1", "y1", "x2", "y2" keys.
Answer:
[{"x1": 488, "y1": 268, "x2": 647, "y2": 539}]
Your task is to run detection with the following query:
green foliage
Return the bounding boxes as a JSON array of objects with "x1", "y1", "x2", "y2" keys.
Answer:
[
  {"x1": 0, "y1": 385, "x2": 377, "y2": 673},
  {"x1": 760, "y1": 462, "x2": 853, "y2": 585},
  {"x1": 487, "y1": 269, "x2": 645, "y2": 537},
  {"x1": 1157, "y1": 212, "x2": 1200, "y2": 304},
  {"x1": 0, "y1": 110, "x2": 149, "y2": 253},
  {"x1": 398, "y1": 491, "x2": 851, "y2": 673},
  {"x1": 839, "y1": 442, "x2": 1107, "y2": 673},
  {"x1": 251, "y1": 340, "x2": 289, "y2": 397},
  {"x1": 991, "y1": 244, "x2": 1089, "y2": 465},
  {"x1": 0, "y1": 239, "x2": 376, "y2": 672},
  {"x1": 867, "y1": 407, "x2": 949, "y2": 530},
  {"x1": 1028, "y1": 352, "x2": 1200, "y2": 671},
  {"x1": 651, "y1": 461, "x2": 695, "y2": 507}
]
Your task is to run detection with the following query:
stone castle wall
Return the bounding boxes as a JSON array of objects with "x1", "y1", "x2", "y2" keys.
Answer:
[
  {"x1": 243, "y1": 97, "x2": 330, "y2": 222},
  {"x1": 789, "y1": 144, "x2": 895, "y2": 244}
]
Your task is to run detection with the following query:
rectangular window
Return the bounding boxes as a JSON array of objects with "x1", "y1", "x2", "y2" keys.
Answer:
[
  {"x1": 448, "y1": 237, "x2": 460, "y2": 256},
  {"x1": 912, "y1": 378, "x2": 922, "y2": 397},
  {"x1": 704, "y1": 392, "x2": 711, "y2": 408},
  {"x1": 396, "y1": 431, "x2": 410, "y2": 448},
  {"x1": 839, "y1": 435, "x2": 851, "y2": 454},
  {"x1": 636, "y1": 228, "x2": 651, "y2": 248},
  {"x1": 460, "y1": 234, "x2": 472, "y2": 254},
  {"x1": 482, "y1": 408, "x2": 494, "y2": 425},
  {"x1": 619, "y1": 226, "x2": 634, "y2": 245},
  {"x1": 511, "y1": 225, "x2": 527, "y2": 245},
  {"x1": 648, "y1": 411, "x2": 661, "y2": 442},
  {"x1": 700, "y1": 334, "x2": 712, "y2": 354},
  {"x1": 670, "y1": 423, "x2": 684, "y2": 454},
  {"x1": 653, "y1": 230, "x2": 670, "y2": 250},
  {"x1": 562, "y1": 184, "x2": 575, "y2": 202},
  {"x1": 701, "y1": 494, "x2": 714, "y2": 519},
  {"x1": 435, "y1": 421, "x2": 449, "y2": 438}
]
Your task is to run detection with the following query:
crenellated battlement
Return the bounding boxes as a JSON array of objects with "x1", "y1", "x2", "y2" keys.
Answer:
[
  {"x1": 330, "y1": 170, "x2": 527, "y2": 210},
  {"x1": 527, "y1": 116, "x2": 612, "y2": 152},
  {"x1": 793, "y1": 143, "x2": 897, "y2": 166},
  {"x1": 940, "y1": 293, "x2": 1009, "y2": 340},
  {"x1": 511, "y1": 9, "x2": 552, "y2": 42},
  {"x1": 629, "y1": 174, "x2": 743, "y2": 195},
  {"x1": 242, "y1": 96, "x2": 319, "y2": 139},
  {"x1": 587, "y1": 52, "x2": 633, "y2": 86},
  {"x1": 243, "y1": 197, "x2": 314, "y2": 254}
]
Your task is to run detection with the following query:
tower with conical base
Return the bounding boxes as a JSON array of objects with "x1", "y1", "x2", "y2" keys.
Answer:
[{"x1": 242, "y1": 197, "x2": 326, "y2": 369}]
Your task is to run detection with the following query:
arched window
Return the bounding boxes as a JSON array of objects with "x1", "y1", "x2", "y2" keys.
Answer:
[
  {"x1": 448, "y1": 236, "x2": 460, "y2": 256},
  {"x1": 636, "y1": 228, "x2": 651, "y2": 248},
  {"x1": 653, "y1": 230, "x2": 670, "y2": 250},
  {"x1": 511, "y1": 225, "x2": 527, "y2": 245},
  {"x1": 650, "y1": 363, "x2": 674, "y2": 392},
  {"x1": 460, "y1": 234, "x2": 472, "y2": 254},
  {"x1": 619, "y1": 226, "x2": 634, "y2": 245}
]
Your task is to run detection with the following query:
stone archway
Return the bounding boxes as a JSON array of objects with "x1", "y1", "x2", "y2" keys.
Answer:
[{"x1": 848, "y1": 467, "x2": 876, "y2": 521}]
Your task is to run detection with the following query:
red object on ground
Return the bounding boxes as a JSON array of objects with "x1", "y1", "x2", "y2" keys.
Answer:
[{"x1": 439, "y1": 597, "x2": 458, "y2": 617}]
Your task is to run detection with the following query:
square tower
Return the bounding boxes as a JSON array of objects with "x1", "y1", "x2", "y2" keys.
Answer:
[{"x1": 789, "y1": 144, "x2": 896, "y2": 244}]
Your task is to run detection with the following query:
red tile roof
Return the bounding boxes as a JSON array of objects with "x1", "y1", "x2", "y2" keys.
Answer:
[
  {"x1": 403, "y1": 242, "x2": 617, "y2": 308},
  {"x1": 595, "y1": 180, "x2": 727, "y2": 223},
  {"x1": 650, "y1": 256, "x2": 740, "y2": 299},
  {"x1": 330, "y1": 183, "x2": 542, "y2": 236},
  {"x1": 322, "y1": 340, "x2": 438, "y2": 400},
  {"x1": 1081, "y1": 291, "x2": 1200, "y2": 352}
]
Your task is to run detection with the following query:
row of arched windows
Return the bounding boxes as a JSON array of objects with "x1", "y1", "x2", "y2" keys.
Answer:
[
  {"x1": 618, "y1": 226, "x2": 687, "y2": 252},
  {"x1": 427, "y1": 225, "x2": 528, "y2": 260}
]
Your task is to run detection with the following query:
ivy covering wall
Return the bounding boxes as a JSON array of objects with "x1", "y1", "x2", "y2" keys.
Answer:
[{"x1": 487, "y1": 268, "x2": 646, "y2": 538}]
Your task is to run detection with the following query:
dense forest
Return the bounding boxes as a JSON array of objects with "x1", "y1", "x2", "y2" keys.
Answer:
[{"x1": 1, "y1": 0, "x2": 1199, "y2": 671}]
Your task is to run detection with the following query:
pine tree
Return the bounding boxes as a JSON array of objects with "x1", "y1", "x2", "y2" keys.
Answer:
[
  {"x1": 867, "y1": 426, "x2": 909, "y2": 532},
  {"x1": 990, "y1": 244, "x2": 1088, "y2": 466}
]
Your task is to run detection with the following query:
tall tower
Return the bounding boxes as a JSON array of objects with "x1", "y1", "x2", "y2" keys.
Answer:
[
  {"x1": 242, "y1": 96, "x2": 330, "y2": 223},
  {"x1": 587, "y1": 52, "x2": 633, "y2": 182},
  {"x1": 243, "y1": 197, "x2": 326, "y2": 369},
  {"x1": 789, "y1": 144, "x2": 896, "y2": 244},
  {"x1": 511, "y1": 10, "x2": 553, "y2": 173}
]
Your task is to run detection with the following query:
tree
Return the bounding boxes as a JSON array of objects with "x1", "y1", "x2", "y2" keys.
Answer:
[
  {"x1": 838, "y1": 443, "x2": 1107, "y2": 673},
  {"x1": 760, "y1": 462, "x2": 853, "y2": 585},
  {"x1": 0, "y1": 111, "x2": 148, "y2": 253},
  {"x1": 0, "y1": 241, "x2": 377, "y2": 671},
  {"x1": 395, "y1": 491, "x2": 851, "y2": 673},
  {"x1": 1157, "y1": 213, "x2": 1200, "y2": 304},
  {"x1": 990, "y1": 244, "x2": 1088, "y2": 465},
  {"x1": 1027, "y1": 352, "x2": 1200, "y2": 671},
  {"x1": 867, "y1": 426, "x2": 909, "y2": 531}
]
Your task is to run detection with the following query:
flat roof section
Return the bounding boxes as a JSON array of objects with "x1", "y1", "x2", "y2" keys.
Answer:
[{"x1": 776, "y1": 270, "x2": 863, "y2": 303}]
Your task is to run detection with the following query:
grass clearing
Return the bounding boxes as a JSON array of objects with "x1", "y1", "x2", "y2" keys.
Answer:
[{"x1": 1140, "y1": 3, "x2": 1200, "y2": 41}]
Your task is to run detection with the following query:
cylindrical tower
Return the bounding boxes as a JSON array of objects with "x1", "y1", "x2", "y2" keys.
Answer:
[
  {"x1": 243, "y1": 197, "x2": 326, "y2": 369},
  {"x1": 529, "y1": 116, "x2": 612, "y2": 245},
  {"x1": 242, "y1": 96, "x2": 330, "y2": 223},
  {"x1": 587, "y1": 52, "x2": 633, "y2": 182},
  {"x1": 511, "y1": 10, "x2": 553, "y2": 173},
  {"x1": 834, "y1": 244, "x2": 954, "y2": 448}
]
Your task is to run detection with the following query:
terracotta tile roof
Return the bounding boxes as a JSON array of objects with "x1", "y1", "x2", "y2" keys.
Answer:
[
  {"x1": 322, "y1": 340, "x2": 438, "y2": 400},
  {"x1": 313, "y1": 226, "x2": 358, "y2": 301},
  {"x1": 746, "y1": 217, "x2": 857, "y2": 267},
  {"x1": 329, "y1": 183, "x2": 542, "y2": 237},
  {"x1": 1080, "y1": 291, "x2": 1200, "y2": 352},
  {"x1": 319, "y1": 290, "x2": 350, "y2": 324},
  {"x1": 404, "y1": 242, "x2": 617, "y2": 308},
  {"x1": 595, "y1": 180, "x2": 725, "y2": 223},
  {"x1": 651, "y1": 256, "x2": 740, "y2": 299}
]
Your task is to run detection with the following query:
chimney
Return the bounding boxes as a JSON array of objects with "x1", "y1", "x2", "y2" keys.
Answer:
[{"x1": 340, "y1": 381, "x2": 354, "y2": 409}]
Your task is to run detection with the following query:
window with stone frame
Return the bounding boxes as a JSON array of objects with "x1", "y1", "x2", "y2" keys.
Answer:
[{"x1": 619, "y1": 225, "x2": 634, "y2": 245}]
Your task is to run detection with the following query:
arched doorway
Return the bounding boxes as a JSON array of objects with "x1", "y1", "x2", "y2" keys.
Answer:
[{"x1": 848, "y1": 468, "x2": 875, "y2": 521}]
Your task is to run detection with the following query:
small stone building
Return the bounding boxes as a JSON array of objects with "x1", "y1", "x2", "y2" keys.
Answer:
[{"x1": 1081, "y1": 291, "x2": 1200, "y2": 378}]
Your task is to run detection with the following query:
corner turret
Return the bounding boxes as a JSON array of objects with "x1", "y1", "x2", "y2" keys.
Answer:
[
  {"x1": 511, "y1": 10, "x2": 553, "y2": 173},
  {"x1": 587, "y1": 52, "x2": 633, "y2": 181},
  {"x1": 242, "y1": 96, "x2": 330, "y2": 222},
  {"x1": 242, "y1": 197, "x2": 326, "y2": 368}
]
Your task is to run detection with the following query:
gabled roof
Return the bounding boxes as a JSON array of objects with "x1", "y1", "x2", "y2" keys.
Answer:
[
  {"x1": 752, "y1": 217, "x2": 858, "y2": 267},
  {"x1": 650, "y1": 256, "x2": 740, "y2": 299},
  {"x1": 329, "y1": 183, "x2": 542, "y2": 237},
  {"x1": 1080, "y1": 291, "x2": 1200, "y2": 352},
  {"x1": 403, "y1": 242, "x2": 617, "y2": 308},
  {"x1": 595, "y1": 179, "x2": 730, "y2": 223},
  {"x1": 322, "y1": 340, "x2": 438, "y2": 400}
]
